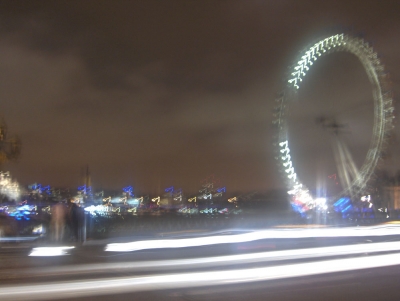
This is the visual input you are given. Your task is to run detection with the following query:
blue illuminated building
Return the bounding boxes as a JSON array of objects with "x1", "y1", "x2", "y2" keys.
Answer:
[
  {"x1": 123, "y1": 186, "x2": 134, "y2": 197},
  {"x1": 333, "y1": 197, "x2": 353, "y2": 218}
]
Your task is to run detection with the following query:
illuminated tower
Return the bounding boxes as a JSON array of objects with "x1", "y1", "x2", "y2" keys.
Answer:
[
  {"x1": 77, "y1": 165, "x2": 92, "y2": 202},
  {"x1": 84, "y1": 165, "x2": 91, "y2": 189}
]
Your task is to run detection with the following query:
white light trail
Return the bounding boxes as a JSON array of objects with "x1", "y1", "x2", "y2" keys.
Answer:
[
  {"x1": 29, "y1": 246, "x2": 74, "y2": 257},
  {"x1": 15, "y1": 241, "x2": 400, "y2": 278},
  {"x1": 105, "y1": 224, "x2": 400, "y2": 252},
  {"x1": 3, "y1": 252, "x2": 400, "y2": 300}
]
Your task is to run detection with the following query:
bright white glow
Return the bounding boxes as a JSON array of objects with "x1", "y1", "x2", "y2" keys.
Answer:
[
  {"x1": 84, "y1": 205, "x2": 113, "y2": 216},
  {"x1": 14, "y1": 241, "x2": 400, "y2": 278},
  {"x1": 4, "y1": 252, "x2": 400, "y2": 300},
  {"x1": 314, "y1": 198, "x2": 326, "y2": 206},
  {"x1": 106, "y1": 224, "x2": 400, "y2": 252},
  {"x1": 314, "y1": 197, "x2": 327, "y2": 210},
  {"x1": 279, "y1": 140, "x2": 298, "y2": 184},
  {"x1": 29, "y1": 246, "x2": 74, "y2": 257},
  {"x1": 361, "y1": 195, "x2": 371, "y2": 202},
  {"x1": 288, "y1": 35, "x2": 345, "y2": 89},
  {"x1": 32, "y1": 224, "x2": 44, "y2": 235},
  {"x1": 0, "y1": 171, "x2": 20, "y2": 200}
]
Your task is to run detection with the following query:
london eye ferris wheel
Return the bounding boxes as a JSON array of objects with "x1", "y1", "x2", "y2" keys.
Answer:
[{"x1": 273, "y1": 33, "x2": 395, "y2": 211}]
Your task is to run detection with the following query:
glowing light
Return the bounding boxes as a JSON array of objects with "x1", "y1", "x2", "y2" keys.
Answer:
[
  {"x1": 122, "y1": 186, "x2": 134, "y2": 197},
  {"x1": 315, "y1": 198, "x2": 326, "y2": 206},
  {"x1": 173, "y1": 188, "x2": 183, "y2": 201},
  {"x1": 165, "y1": 186, "x2": 174, "y2": 193},
  {"x1": 112, "y1": 207, "x2": 121, "y2": 213},
  {"x1": 152, "y1": 196, "x2": 160, "y2": 205},
  {"x1": 9, "y1": 251, "x2": 400, "y2": 299},
  {"x1": 200, "y1": 208, "x2": 217, "y2": 214},
  {"x1": 127, "y1": 207, "x2": 137, "y2": 214},
  {"x1": 42, "y1": 185, "x2": 51, "y2": 195},
  {"x1": 276, "y1": 33, "x2": 395, "y2": 204},
  {"x1": 203, "y1": 193, "x2": 212, "y2": 199},
  {"x1": 0, "y1": 171, "x2": 20, "y2": 200},
  {"x1": 78, "y1": 184, "x2": 92, "y2": 197},
  {"x1": 14, "y1": 241, "x2": 400, "y2": 277},
  {"x1": 84, "y1": 205, "x2": 113, "y2": 216},
  {"x1": 126, "y1": 198, "x2": 140, "y2": 206},
  {"x1": 178, "y1": 207, "x2": 198, "y2": 214},
  {"x1": 178, "y1": 207, "x2": 188, "y2": 213},
  {"x1": 188, "y1": 197, "x2": 196, "y2": 203},
  {"x1": 228, "y1": 197, "x2": 237, "y2": 203},
  {"x1": 106, "y1": 224, "x2": 400, "y2": 252},
  {"x1": 8, "y1": 204, "x2": 36, "y2": 220},
  {"x1": 0, "y1": 236, "x2": 37, "y2": 242},
  {"x1": 333, "y1": 197, "x2": 353, "y2": 214},
  {"x1": 32, "y1": 224, "x2": 44, "y2": 235},
  {"x1": 110, "y1": 197, "x2": 127, "y2": 204},
  {"x1": 278, "y1": 140, "x2": 297, "y2": 184},
  {"x1": 288, "y1": 35, "x2": 345, "y2": 89},
  {"x1": 361, "y1": 195, "x2": 371, "y2": 202},
  {"x1": 29, "y1": 246, "x2": 74, "y2": 257}
]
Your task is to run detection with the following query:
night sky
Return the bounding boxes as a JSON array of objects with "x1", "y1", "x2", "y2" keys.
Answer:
[{"x1": 0, "y1": 0, "x2": 399, "y2": 194}]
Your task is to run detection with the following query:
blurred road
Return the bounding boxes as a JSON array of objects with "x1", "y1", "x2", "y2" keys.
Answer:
[
  {"x1": 57, "y1": 266, "x2": 400, "y2": 301},
  {"x1": 2, "y1": 225, "x2": 400, "y2": 300}
]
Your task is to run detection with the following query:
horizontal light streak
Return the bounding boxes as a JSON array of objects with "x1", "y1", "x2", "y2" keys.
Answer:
[
  {"x1": 2, "y1": 252, "x2": 400, "y2": 300},
  {"x1": 29, "y1": 246, "x2": 74, "y2": 257},
  {"x1": 106, "y1": 225, "x2": 400, "y2": 252},
  {"x1": 12, "y1": 241, "x2": 400, "y2": 278},
  {"x1": 0, "y1": 237, "x2": 38, "y2": 242}
]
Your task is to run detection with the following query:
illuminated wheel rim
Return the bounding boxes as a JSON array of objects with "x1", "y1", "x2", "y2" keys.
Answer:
[{"x1": 273, "y1": 34, "x2": 394, "y2": 207}]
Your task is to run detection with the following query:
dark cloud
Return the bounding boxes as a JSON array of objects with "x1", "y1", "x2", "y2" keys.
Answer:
[{"x1": 0, "y1": 0, "x2": 398, "y2": 194}]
